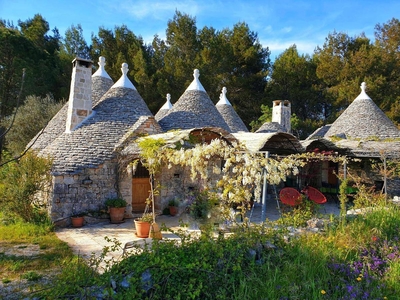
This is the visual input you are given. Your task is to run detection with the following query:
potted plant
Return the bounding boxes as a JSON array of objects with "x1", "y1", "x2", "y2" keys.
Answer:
[
  {"x1": 168, "y1": 198, "x2": 179, "y2": 216},
  {"x1": 105, "y1": 198, "x2": 127, "y2": 224},
  {"x1": 71, "y1": 213, "x2": 85, "y2": 228},
  {"x1": 134, "y1": 212, "x2": 153, "y2": 238}
]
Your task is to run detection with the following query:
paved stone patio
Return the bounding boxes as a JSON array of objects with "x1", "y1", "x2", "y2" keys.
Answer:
[{"x1": 55, "y1": 198, "x2": 340, "y2": 271}]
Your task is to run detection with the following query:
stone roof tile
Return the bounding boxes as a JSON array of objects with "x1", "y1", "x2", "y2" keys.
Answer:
[
  {"x1": 256, "y1": 122, "x2": 284, "y2": 133},
  {"x1": 216, "y1": 87, "x2": 248, "y2": 132},
  {"x1": 155, "y1": 93, "x2": 173, "y2": 121},
  {"x1": 325, "y1": 82, "x2": 400, "y2": 139},
  {"x1": 41, "y1": 87, "x2": 153, "y2": 174},
  {"x1": 158, "y1": 70, "x2": 231, "y2": 132}
]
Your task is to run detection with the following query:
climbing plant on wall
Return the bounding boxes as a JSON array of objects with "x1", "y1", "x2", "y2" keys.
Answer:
[{"x1": 134, "y1": 132, "x2": 347, "y2": 224}]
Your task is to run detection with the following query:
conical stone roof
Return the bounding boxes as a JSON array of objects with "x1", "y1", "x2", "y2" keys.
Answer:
[
  {"x1": 325, "y1": 82, "x2": 400, "y2": 140},
  {"x1": 155, "y1": 93, "x2": 173, "y2": 121},
  {"x1": 38, "y1": 63, "x2": 154, "y2": 174},
  {"x1": 216, "y1": 87, "x2": 248, "y2": 132},
  {"x1": 92, "y1": 56, "x2": 113, "y2": 106},
  {"x1": 158, "y1": 69, "x2": 231, "y2": 132},
  {"x1": 30, "y1": 56, "x2": 114, "y2": 152}
]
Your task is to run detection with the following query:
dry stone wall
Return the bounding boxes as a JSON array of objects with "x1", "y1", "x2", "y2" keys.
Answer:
[{"x1": 51, "y1": 161, "x2": 119, "y2": 226}]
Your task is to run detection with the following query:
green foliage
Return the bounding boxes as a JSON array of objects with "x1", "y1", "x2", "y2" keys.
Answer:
[
  {"x1": 249, "y1": 103, "x2": 272, "y2": 131},
  {"x1": 339, "y1": 178, "x2": 349, "y2": 223},
  {"x1": 353, "y1": 185, "x2": 387, "y2": 209},
  {"x1": 104, "y1": 198, "x2": 127, "y2": 208},
  {"x1": 137, "y1": 137, "x2": 166, "y2": 175},
  {"x1": 0, "y1": 217, "x2": 53, "y2": 240},
  {"x1": 268, "y1": 45, "x2": 324, "y2": 125},
  {"x1": 136, "y1": 212, "x2": 153, "y2": 223},
  {"x1": 2, "y1": 94, "x2": 64, "y2": 155},
  {"x1": 38, "y1": 256, "x2": 99, "y2": 299},
  {"x1": 0, "y1": 220, "x2": 75, "y2": 298},
  {"x1": 187, "y1": 190, "x2": 218, "y2": 221},
  {"x1": 3, "y1": 13, "x2": 400, "y2": 139},
  {"x1": 168, "y1": 198, "x2": 179, "y2": 207},
  {"x1": 3, "y1": 189, "x2": 400, "y2": 299},
  {"x1": 21, "y1": 270, "x2": 42, "y2": 281},
  {"x1": 61, "y1": 24, "x2": 90, "y2": 59},
  {"x1": 0, "y1": 151, "x2": 52, "y2": 223},
  {"x1": 277, "y1": 196, "x2": 318, "y2": 227},
  {"x1": 41, "y1": 205, "x2": 399, "y2": 299}
]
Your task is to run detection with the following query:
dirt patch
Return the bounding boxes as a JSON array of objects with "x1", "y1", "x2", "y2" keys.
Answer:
[{"x1": 0, "y1": 243, "x2": 61, "y2": 299}]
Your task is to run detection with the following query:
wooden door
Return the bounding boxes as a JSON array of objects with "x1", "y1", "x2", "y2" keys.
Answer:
[{"x1": 132, "y1": 177, "x2": 151, "y2": 212}]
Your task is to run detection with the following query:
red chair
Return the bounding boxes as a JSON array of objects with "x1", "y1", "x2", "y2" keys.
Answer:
[
  {"x1": 303, "y1": 186, "x2": 327, "y2": 204},
  {"x1": 279, "y1": 187, "x2": 303, "y2": 206}
]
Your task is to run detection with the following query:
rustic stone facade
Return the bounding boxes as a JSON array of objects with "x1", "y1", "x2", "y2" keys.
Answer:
[{"x1": 52, "y1": 160, "x2": 118, "y2": 227}]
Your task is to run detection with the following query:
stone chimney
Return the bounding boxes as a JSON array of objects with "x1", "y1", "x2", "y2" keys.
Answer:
[
  {"x1": 272, "y1": 100, "x2": 291, "y2": 133},
  {"x1": 65, "y1": 57, "x2": 93, "y2": 133}
]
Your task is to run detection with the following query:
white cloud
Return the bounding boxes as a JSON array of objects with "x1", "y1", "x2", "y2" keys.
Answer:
[
  {"x1": 116, "y1": 0, "x2": 201, "y2": 20},
  {"x1": 263, "y1": 25, "x2": 273, "y2": 33},
  {"x1": 280, "y1": 27, "x2": 292, "y2": 34},
  {"x1": 260, "y1": 39, "x2": 318, "y2": 59}
]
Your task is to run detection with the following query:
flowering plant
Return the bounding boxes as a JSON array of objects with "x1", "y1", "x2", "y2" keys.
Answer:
[{"x1": 185, "y1": 190, "x2": 218, "y2": 221}]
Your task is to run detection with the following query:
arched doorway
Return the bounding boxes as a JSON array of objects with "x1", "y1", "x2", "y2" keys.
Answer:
[{"x1": 132, "y1": 163, "x2": 150, "y2": 213}]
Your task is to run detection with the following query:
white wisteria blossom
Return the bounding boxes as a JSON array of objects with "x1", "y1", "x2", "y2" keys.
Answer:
[{"x1": 134, "y1": 132, "x2": 345, "y2": 223}]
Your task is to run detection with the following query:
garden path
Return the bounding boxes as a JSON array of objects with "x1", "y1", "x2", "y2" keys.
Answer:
[{"x1": 55, "y1": 199, "x2": 340, "y2": 270}]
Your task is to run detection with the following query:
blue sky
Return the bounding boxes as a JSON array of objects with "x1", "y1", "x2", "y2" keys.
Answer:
[{"x1": 1, "y1": 0, "x2": 399, "y2": 59}]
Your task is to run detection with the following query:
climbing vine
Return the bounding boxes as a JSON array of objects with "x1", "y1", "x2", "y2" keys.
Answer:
[{"x1": 136, "y1": 132, "x2": 347, "y2": 223}]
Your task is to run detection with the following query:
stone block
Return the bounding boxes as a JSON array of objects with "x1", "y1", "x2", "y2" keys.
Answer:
[
  {"x1": 63, "y1": 176, "x2": 75, "y2": 185},
  {"x1": 54, "y1": 183, "x2": 67, "y2": 194}
]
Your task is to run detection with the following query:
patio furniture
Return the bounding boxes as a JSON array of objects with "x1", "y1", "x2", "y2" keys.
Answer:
[
  {"x1": 303, "y1": 186, "x2": 327, "y2": 204},
  {"x1": 279, "y1": 187, "x2": 303, "y2": 207}
]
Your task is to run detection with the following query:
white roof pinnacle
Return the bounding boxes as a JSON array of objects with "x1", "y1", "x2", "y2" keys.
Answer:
[
  {"x1": 160, "y1": 93, "x2": 173, "y2": 110},
  {"x1": 92, "y1": 56, "x2": 112, "y2": 79},
  {"x1": 216, "y1": 87, "x2": 232, "y2": 106},
  {"x1": 185, "y1": 69, "x2": 206, "y2": 92},
  {"x1": 355, "y1": 82, "x2": 371, "y2": 101},
  {"x1": 111, "y1": 63, "x2": 137, "y2": 90}
]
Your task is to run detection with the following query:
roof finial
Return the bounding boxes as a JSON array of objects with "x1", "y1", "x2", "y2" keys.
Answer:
[
  {"x1": 216, "y1": 86, "x2": 231, "y2": 106},
  {"x1": 361, "y1": 82, "x2": 366, "y2": 92},
  {"x1": 160, "y1": 93, "x2": 173, "y2": 110},
  {"x1": 354, "y1": 81, "x2": 371, "y2": 101},
  {"x1": 185, "y1": 68, "x2": 206, "y2": 92},
  {"x1": 222, "y1": 87, "x2": 227, "y2": 97},
  {"x1": 92, "y1": 56, "x2": 112, "y2": 79},
  {"x1": 193, "y1": 69, "x2": 200, "y2": 80},
  {"x1": 111, "y1": 62, "x2": 136, "y2": 89},
  {"x1": 121, "y1": 63, "x2": 129, "y2": 76},
  {"x1": 99, "y1": 56, "x2": 106, "y2": 68}
]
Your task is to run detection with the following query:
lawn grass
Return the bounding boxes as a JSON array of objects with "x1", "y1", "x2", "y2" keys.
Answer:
[{"x1": 0, "y1": 217, "x2": 76, "y2": 298}]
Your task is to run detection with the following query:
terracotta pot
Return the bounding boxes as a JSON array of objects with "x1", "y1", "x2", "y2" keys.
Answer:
[
  {"x1": 109, "y1": 207, "x2": 126, "y2": 224},
  {"x1": 71, "y1": 216, "x2": 84, "y2": 228},
  {"x1": 134, "y1": 219, "x2": 151, "y2": 238},
  {"x1": 169, "y1": 206, "x2": 178, "y2": 216}
]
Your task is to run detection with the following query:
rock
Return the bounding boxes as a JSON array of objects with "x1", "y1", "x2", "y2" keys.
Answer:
[
  {"x1": 141, "y1": 269, "x2": 153, "y2": 292},
  {"x1": 307, "y1": 218, "x2": 325, "y2": 229},
  {"x1": 247, "y1": 249, "x2": 257, "y2": 260}
]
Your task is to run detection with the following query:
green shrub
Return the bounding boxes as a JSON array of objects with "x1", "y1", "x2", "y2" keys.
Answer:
[
  {"x1": 277, "y1": 196, "x2": 317, "y2": 227},
  {"x1": 0, "y1": 151, "x2": 52, "y2": 223},
  {"x1": 104, "y1": 198, "x2": 127, "y2": 207},
  {"x1": 1, "y1": 94, "x2": 64, "y2": 156},
  {"x1": 353, "y1": 184, "x2": 387, "y2": 209}
]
